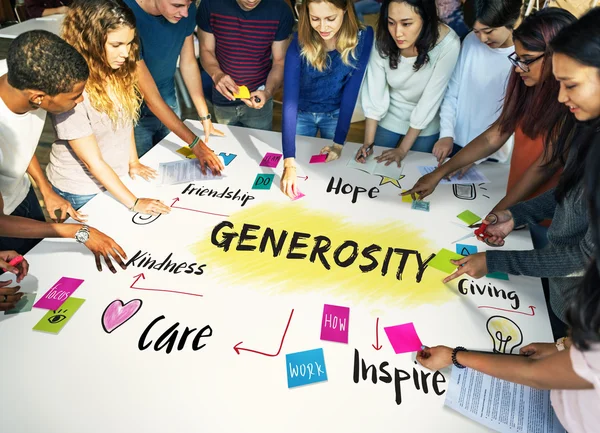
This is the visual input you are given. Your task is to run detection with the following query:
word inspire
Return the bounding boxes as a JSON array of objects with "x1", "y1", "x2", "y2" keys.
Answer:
[
  {"x1": 126, "y1": 251, "x2": 206, "y2": 276},
  {"x1": 353, "y1": 349, "x2": 446, "y2": 405},
  {"x1": 211, "y1": 221, "x2": 435, "y2": 282},
  {"x1": 182, "y1": 183, "x2": 255, "y2": 207},
  {"x1": 139, "y1": 315, "x2": 213, "y2": 354},
  {"x1": 458, "y1": 278, "x2": 520, "y2": 309}
]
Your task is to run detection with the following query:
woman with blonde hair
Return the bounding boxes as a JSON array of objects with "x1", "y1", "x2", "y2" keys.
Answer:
[
  {"x1": 280, "y1": 0, "x2": 373, "y2": 198},
  {"x1": 46, "y1": 0, "x2": 170, "y2": 216}
]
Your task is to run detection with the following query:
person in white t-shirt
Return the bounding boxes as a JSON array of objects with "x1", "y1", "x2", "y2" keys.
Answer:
[
  {"x1": 0, "y1": 30, "x2": 128, "y2": 273},
  {"x1": 432, "y1": 0, "x2": 522, "y2": 172}
]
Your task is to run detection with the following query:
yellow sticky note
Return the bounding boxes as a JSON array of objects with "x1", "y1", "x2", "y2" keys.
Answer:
[
  {"x1": 234, "y1": 85, "x2": 251, "y2": 99},
  {"x1": 176, "y1": 147, "x2": 196, "y2": 159},
  {"x1": 401, "y1": 190, "x2": 413, "y2": 203}
]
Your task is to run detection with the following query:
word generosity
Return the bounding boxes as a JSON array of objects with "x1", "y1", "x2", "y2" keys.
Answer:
[
  {"x1": 211, "y1": 221, "x2": 435, "y2": 282},
  {"x1": 182, "y1": 183, "x2": 255, "y2": 207}
]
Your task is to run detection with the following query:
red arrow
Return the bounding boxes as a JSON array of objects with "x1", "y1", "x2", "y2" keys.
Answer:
[
  {"x1": 130, "y1": 273, "x2": 203, "y2": 297},
  {"x1": 372, "y1": 317, "x2": 383, "y2": 350},
  {"x1": 170, "y1": 198, "x2": 229, "y2": 217},
  {"x1": 297, "y1": 175, "x2": 308, "y2": 181},
  {"x1": 234, "y1": 309, "x2": 294, "y2": 357},
  {"x1": 477, "y1": 305, "x2": 536, "y2": 316}
]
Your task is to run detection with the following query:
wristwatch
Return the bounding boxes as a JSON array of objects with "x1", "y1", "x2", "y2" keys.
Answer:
[
  {"x1": 198, "y1": 113, "x2": 211, "y2": 121},
  {"x1": 75, "y1": 225, "x2": 90, "y2": 244}
]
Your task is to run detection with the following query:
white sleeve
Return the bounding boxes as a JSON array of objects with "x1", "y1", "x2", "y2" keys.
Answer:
[
  {"x1": 361, "y1": 45, "x2": 390, "y2": 121},
  {"x1": 409, "y1": 35, "x2": 460, "y2": 130}
]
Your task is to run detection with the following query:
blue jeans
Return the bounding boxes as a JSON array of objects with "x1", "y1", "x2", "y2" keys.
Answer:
[
  {"x1": 214, "y1": 99, "x2": 273, "y2": 131},
  {"x1": 296, "y1": 109, "x2": 339, "y2": 139},
  {"x1": 135, "y1": 94, "x2": 181, "y2": 158},
  {"x1": 0, "y1": 186, "x2": 45, "y2": 255},
  {"x1": 374, "y1": 125, "x2": 439, "y2": 152},
  {"x1": 52, "y1": 185, "x2": 97, "y2": 210},
  {"x1": 354, "y1": 0, "x2": 382, "y2": 22}
]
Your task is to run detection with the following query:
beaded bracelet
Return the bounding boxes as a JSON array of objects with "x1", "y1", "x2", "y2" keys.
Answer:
[
  {"x1": 452, "y1": 346, "x2": 467, "y2": 369},
  {"x1": 189, "y1": 136, "x2": 200, "y2": 149}
]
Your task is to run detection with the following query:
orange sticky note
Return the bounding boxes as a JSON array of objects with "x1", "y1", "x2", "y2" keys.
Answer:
[{"x1": 234, "y1": 85, "x2": 251, "y2": 99}]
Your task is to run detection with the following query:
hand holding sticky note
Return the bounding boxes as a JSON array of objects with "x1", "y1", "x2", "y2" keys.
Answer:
[{"x1": 234, "y1": 85, "x2": 251, "y2": 99}]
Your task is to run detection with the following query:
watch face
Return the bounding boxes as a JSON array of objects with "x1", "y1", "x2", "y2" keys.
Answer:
[{"x1": 76, "y1": 229, "x2": 90, "y2": 243}]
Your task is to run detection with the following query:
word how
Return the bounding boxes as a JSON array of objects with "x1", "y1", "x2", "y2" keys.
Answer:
[
  {"x1": 458, "y1": 278, "x2": 520, "y2": 310},
  {"x1": 326, "y1": 177, "x2": 379, "y2": 204},
  {"x1": 182, "y1": 184, "x2": 255, "y2": 207},
  {"x1": 139, "y1": 315, "x2": 212, "y2": 354},
  {"x1": 353, "y1": 349, "x2": 446, "y2": 405},
  {"x1": 321, "y1": 304, "x2": 350, "y2": 344},
  {"x1": 211, "y1": 221, "x2": 435, "y2": 282},
  {"x1": 126, "y1": 251, "x2": 206, "y2": 276}
]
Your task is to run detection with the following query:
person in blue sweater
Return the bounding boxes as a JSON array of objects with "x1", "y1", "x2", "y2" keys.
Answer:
[{"x1": 280, "y1": 0, "x2": 373, "y2": 199}]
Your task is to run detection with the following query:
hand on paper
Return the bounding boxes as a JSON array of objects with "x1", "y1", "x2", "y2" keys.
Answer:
[
  {"x1": 375, "y1": 147, "x2": 407, "y2": 167},
  {"x1": 403, "y1": 171, "x2": 442, "y2": 201},
  {"x1": 433, "y1": 137, "x2": 454, "y2": 166},
  {"x1": 446, "y1": 163, "x2": 474, "y2": 180},
  {"x1": 0, "y1": 280, "x2": 23, "y2": 311},
  {"x1": 129, "y1": 161, "x2": 158, "y2": 181},
  {"x1": 355, "y1": 144, "x2": 373, "y2": 163},
  {"x1": 520, "y1": 343, "x2": 558, "y2": 359},
  {"x1": 84, "y1": 227, "x2": 128, "y2": 273},
  {"x1": 191, "y1": 142, "x2": 225, "y2": 175},
  {"x1": 0, "y1": 250, "x2": 28, "y2": 283},
  {"x1": 443, "y1": 252, "x2": 488, "y2": 283},
  {"x1": 134, "y1": 198, "x2": 171, "y2": 216},
  {"x1": 478, "y1": 211, "x2": 515, "y2": 246},
  {"x1": 320, "y1": 143, "x2": 343, "y2": 162},
  {"x1": 214, "y1": 72, "x2": 239, "y2": 101},
  {"x1": 44, "y1": 189, "x2": 87, "y2": 223},
  {"x1": 201, "y1": 118, "x2": 225, "y2": 144},
  {"x1": 280, "y1": 160, "x2": 298, "y2": 199},
  {"x1": 417, "y1": 346, "x2": 453, "y2": 370}
]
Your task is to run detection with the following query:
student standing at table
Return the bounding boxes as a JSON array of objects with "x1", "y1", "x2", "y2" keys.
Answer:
[
  {"x1": 24, "y1": 0, "x2": 71, "y2": 18},
  {"x1": 46, "y1": 0, "x2": 170, "y2": 216},
  {"x1": 123, "y1": 0, "x2": 224, "y2": 175},
  {"x1": 419, "y1": 13, "x2": 600, "y2": 423},
  {"x1": 197, "y1": 0, "x2": 294, "y2": 130},
  {"x1": 356, "y1": 0, "x2": 460, "y2": 167},
  {"x1": 405, "y1": 9, "x2": 576, "y2": 210},
  {"x1": 0, "y1": 31, "x2": 127, "y2": 272},
  {"x1": 280, "y1": 0, "x2": 374, "y2": 198},
  {"x1": 432, "y1": 0, "x2": 521, "y2": 167}
]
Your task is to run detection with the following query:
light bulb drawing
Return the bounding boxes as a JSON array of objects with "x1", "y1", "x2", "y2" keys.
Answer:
[{"x1": 486, "y1": 315, "x2": 523, "y2": 354}]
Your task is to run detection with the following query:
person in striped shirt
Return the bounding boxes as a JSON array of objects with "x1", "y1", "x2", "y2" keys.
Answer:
[{"x1": 197, "y1": 0, "x2": 294, "y2": 131}]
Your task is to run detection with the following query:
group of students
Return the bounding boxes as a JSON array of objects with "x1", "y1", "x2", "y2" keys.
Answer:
[{"x1": 0, "y1": 0, "x2": 599, "y2": 429}]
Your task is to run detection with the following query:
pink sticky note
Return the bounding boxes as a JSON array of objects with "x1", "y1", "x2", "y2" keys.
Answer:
[
  {"x1": 33, "y1": 277, "x2": 84, "y2": 310},
  {"x1": 384, "y1": 323, "x2": 423, "y2": 354},
  {"x1": 291, "y1": 191, "x2": 305, "y2": 201},
  {"x1": 259, "y1": 152, "x2": 282, "y2": 168},
  {"x1": 320, "y1": 304, "x2": 350, "y2": 343},
  {"x1": 309, "y1": 154, "x2": 327, "y2": 164}
]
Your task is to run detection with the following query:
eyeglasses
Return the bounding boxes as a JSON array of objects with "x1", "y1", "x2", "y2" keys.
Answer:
[{"x1": 508, "y1": 52, "x2": 545, "y2": 72}]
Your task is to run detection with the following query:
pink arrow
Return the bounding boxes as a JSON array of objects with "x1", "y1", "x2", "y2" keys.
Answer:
[
  {"x1": 170, "y1": 198, "x2": 229, "y2": 217},
  {"x1": 130, "y1": 273, "x2": 203, "y2": 297},
  {"x1": 477, "y1": 305, "x2": 536, "y2": 316},
  {"x1": 234, "y1": 309, "x2": 294, "y2": 357}
]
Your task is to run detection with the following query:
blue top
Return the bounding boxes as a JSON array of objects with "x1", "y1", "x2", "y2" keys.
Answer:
[
  {"x1": 196, "y1": 0, "x2": 294, "y2": 107},
  {"x1": 123, "y1": 0, "x2": 197, "y2": 104},
  {"x1": 282, "y1": 27, "x2": 374, "y2": 158}
]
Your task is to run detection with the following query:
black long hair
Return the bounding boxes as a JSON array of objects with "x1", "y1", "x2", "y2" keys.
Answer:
[
  {"x1": 376, "y1": 0, "x2": 440, "y2": 71},
  {"x1": 550, "y1": 8, "x2": 600, "y2": 202},
  {"x1": 471, "y1": 0, "x2": 522, "y2": 29}
]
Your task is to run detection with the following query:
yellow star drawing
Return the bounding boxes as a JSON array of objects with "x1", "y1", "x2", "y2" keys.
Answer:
[{"x1": 378, "y1": 175, "x2": 405, "y2": 189}]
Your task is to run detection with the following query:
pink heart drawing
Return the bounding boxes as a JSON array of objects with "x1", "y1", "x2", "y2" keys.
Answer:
[{"x1": 102, "y1": 299, "x2": 143, "y2": 334}]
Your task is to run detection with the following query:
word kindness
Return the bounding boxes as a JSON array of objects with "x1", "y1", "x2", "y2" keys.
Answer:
[{"x1": 211, "y1": 221, "x2": 435, "y2": 282}]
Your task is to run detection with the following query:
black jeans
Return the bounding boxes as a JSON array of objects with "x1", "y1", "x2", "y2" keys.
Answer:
[{"x1": 0, "y1": 186, "x2": 45, "y2": 255}]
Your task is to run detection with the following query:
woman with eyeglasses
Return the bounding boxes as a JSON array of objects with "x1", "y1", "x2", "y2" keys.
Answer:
[
  {"x1": 404, "y1": 9, "x2": 576, "y2": 225},
  {"x1": 417, "y1": 11, "x2": 600, "y2": 431}
]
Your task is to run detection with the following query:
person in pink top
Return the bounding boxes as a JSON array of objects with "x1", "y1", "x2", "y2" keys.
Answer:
[{"x1": 415, "y1": 9, "x2": 600, "y2": 432}]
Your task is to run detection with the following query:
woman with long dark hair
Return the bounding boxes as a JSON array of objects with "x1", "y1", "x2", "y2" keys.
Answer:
[
  {"x1": 356, "y1": 0, "x2": 460, "y2": 166},
  {"x1": 417, "y1": 11, "x2": 600, "y2": 431},
  {"x1": 405, "y1": 9, "x2": 576, "y2": 218}
]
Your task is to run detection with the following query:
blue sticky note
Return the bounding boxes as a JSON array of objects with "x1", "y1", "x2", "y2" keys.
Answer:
[
  {"x1": 487, "y1": 272, "x2": 510, "y2": 280},
  {"x1": 456, "y1": 244, "x2": 478, "y2": 256},
  {"x1": 252, "y1": 173, "x2": 275, "y2": 190},
  {"x1": 286, "y1": 348, "x2": 328, "y2": 388}
]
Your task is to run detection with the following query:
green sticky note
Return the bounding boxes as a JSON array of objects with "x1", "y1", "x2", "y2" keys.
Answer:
[
  {"x1": 252, "y1": 173, "x2": 275, "y2": 190},
  {"x1": 428, "y1": 249, "x2": 464, "y2": 274},
  {"x1": 457, "y1": 210, "x2": 482, "y2": 226},
  {"x1": 5, "y1": 293, "x2": 37, "y2": 315},
  {"x1": 32, "y1": 297, "x2": 85, "y2": 334},
  {"x1": 487, "y1": 272, "x2": 510, "y2": 280}
]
